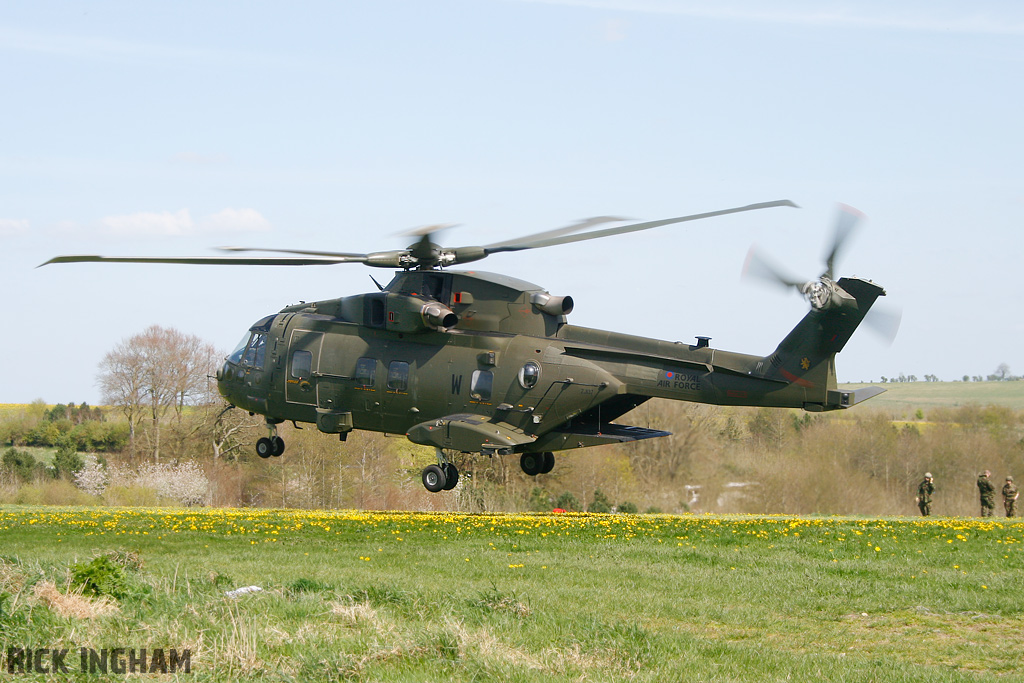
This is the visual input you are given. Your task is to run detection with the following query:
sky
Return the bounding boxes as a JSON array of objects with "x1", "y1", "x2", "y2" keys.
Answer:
[{"x1": 2, "y1": 0, "x2": 1022, "y2": 405}]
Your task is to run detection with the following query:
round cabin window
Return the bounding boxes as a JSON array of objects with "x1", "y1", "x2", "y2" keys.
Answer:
[{"x1": 518, "y1": 362, "x2": 541, "y2": 389}]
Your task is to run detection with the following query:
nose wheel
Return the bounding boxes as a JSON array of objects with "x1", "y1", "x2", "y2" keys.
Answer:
[
  {"x1": 256, "y1": 421, "x2": 286, "y2": 459},
  {"x1": 256, "y1": 436, "x2": 285, "y2": 458}
]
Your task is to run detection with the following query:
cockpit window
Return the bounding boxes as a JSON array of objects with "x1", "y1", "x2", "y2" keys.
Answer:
[
  {"x1": 242, "y1": 334, "x2": 267, "y2": 369},
  {"x1": 226, "y1": 316, "x2": 276, "y2": 365},
  {"x1": 250, "y1": 314, "x2": 276, "y2": 333},
  {"x1": 228, "y1": 333, "x2": 251, "y2": 365}
]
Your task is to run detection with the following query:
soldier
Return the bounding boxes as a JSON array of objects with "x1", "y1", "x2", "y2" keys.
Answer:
[
  {"x1": 916, "y1": 472, "x2": 934, "y2": 516},
  {"x1": 1003, "y1": 476, "x2": 1019, "y2": 518},
  {"x1": 977, "y1": 470, "x2": 996, "y2": 517}
]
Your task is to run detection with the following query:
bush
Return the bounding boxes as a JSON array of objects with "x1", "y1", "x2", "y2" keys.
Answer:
[
  {"x1": 554, "y1": 491, "x2": 580, "y2": 512},
  {"x1": 71, "y1": 556, "x2": 131, "y2": 599},
  {"x1": 528, "y1": 487, "x2": 552, "y2": 512},
  {"x1": 2, "y1": 448, "x2": 36, "y2": 482},
  {"x1": 588, "y1": 489, "x2": 612, "y2": 514},
  {"x1": 53, "y1": 440, "x2": 84, "y2": 479},
  {"x1": 74, "y1": 456, "x2": 109, "y2": 496},
  {"x1": 14, "y1": 481, "x2": 98, "y2": 506},
  {"x1": 102, "y1": 485, "x2": 163, "y2": 507},
  {"x1": 618, "y1": 501, "x2": 639, "y2": 514}
]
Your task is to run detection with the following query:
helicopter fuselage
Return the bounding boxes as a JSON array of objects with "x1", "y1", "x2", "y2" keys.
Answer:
[{"x1": 217, "y1": 269, "x2": 884, "y2": 470}]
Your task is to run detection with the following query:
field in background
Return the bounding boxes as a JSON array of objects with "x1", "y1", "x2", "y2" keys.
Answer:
[
  {"x1": 5, "y1": 382, "x2": 1023, "y2": 418},
  {"x1": 1, "y1": 506, "x2": 1022, "y2": 681},
  {"x1": 839, "y1": 381, "x2": 1024, "y2": 415}
]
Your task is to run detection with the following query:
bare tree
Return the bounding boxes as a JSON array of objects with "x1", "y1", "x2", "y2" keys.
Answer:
[{"x1": 97, "y1": 325, "x2": 219, "y2": 462}]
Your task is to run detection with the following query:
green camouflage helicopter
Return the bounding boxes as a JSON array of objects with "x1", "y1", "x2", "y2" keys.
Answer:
[{"x1": 42, "y1": 200, "x2": 889, "y2": 493}]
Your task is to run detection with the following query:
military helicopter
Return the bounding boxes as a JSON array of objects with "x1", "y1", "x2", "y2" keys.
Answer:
[{"x1": 42, "y1": 200, "x2": 888, "y2": 493}]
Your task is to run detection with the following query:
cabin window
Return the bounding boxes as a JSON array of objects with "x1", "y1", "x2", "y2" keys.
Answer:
[
  {"x1": 471, "y1": 370, "x2": 493, "y2": 401},
  {"x1": 355, "y1": 357, "x2": 376, "y2": 388},
  {"x1": 387, "y1": 361, "x2": 410, "y2": 392},
  {"x1": 518, "y1": 362, "x2": 541, "y2": 389},
  {"x1": 242, "y1": 333, "x2": 267, "y2": 369},
  {"x1": 291, "y1": 350, "x2": 313, "y2": 379}
]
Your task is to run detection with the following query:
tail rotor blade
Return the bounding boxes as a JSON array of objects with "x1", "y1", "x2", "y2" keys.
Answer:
[
  {"x1": 823, "y1": 203, "x2": 864, "y2": 280},
  {"x1": 742, "y1": 246, "x2": 808, "y2": 292},
  {"x1": 864, "y1": 304, "x2": 902, "y2": 345}
]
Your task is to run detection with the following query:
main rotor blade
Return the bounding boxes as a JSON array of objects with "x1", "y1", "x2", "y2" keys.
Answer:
[
  {"x1": 39, "y1": 254, "x2": 366, "y2": 267},
  {"x1": 486, "y1": 200, "x2": 798, "y2": 253},
  {"x1": 823, "y1": 203, "x2": 863, "y2": 280},
  {"x1": 218, "y1": 246, "x2": 369, "y2": 258},
  {"x1": 483, "y1": 216, "x2": 630, "y2": 250}
]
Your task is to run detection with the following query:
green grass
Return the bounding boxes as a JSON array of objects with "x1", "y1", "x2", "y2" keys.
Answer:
[
  {"x1": 1, "y1": 506, "x2": 1022, "y2": 681},
  {"x1": 840, "y1": 381, "x2": 1024, "y2": 413}
]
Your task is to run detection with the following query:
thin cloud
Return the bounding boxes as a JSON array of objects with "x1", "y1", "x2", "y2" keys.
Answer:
[
  {"x1": 0, "y1": 218, "x2": 29, "y2": 236},
  {"x1": 516, "y1": 0, "x2": 1024, "y2": 36},
  {"x1": 198, "y1": 208, "x2": 272, "y2": 234},
  {"x1": 0, "y1": 24, "x2": 295, "y2": 66},
  {"x1": 172, "y1": 152, "x2": 231, "y2": 166},
  {"x1": 98, "y1": 208, "x2": 271, "y2": 237}
]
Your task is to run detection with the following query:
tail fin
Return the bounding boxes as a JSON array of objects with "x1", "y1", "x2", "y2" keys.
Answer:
[{"x1": 760, "y1": 276, "x2": 885, "y2": 411}]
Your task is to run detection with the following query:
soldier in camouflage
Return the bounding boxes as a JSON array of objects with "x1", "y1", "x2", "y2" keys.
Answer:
[
  {"x1": 977, "y1": 470, "x2": 996, "y2": 517},
  {"x1": 1003, "y1": 476, "x2": 1018, "y2": 518},
  {"x1": 916, "y1": 472, "x2": 934, "y2": 516}
]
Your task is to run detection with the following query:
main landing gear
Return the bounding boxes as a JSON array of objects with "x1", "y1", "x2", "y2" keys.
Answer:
[
  {"x1": 256, "y1": 421, "x2": 285, "y2": 459},
  {"x1": 419, "y1": 450, "x2": 556, "y2": 493},
  {"x1": 520, "y1": 452, "x2": 555, "y2": 476},
  {"x1": 421, "y1": 448, "x2": 459, "y2": 493}
]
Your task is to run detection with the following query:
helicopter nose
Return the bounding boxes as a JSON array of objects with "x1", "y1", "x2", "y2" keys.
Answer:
[{"x1": 215, "y1": 361, "x2": 233, "y2": 399}]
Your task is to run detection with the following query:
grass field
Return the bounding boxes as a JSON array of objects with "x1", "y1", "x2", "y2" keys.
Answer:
[
  {"x1": 1, "y1": 506, "x2": 1022, "y2": 682},
  {"x1": 839, "y1": 381, "x2": 1024, "y2": 414}
]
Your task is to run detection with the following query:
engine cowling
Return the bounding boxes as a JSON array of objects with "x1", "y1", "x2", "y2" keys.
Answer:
[{"x1": 530, "y1": 292, "x2": 574, "y2": 316}]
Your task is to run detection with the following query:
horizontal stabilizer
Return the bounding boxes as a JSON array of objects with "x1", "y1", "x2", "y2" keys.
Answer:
[{"x1": 806, "y1": 386, "x2": 886, "y2": 412}]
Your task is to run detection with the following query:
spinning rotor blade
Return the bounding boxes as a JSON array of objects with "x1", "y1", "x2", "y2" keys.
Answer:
[
  {"x1": 822, "y1": 203, "x2": 863, "y2": 280},
  {"x1": 863, "y1": 304, "x2": 902, "y2": 345},
  {"x1": 218, "y1": 246, "x2": 370, "y2": 258},
  {"x1": 486, "y1": 200, "x2": 798, "y2": 253},
  {"x1": 742, "y1": 246, "x2": 809, "y2": 291},
  {"x1": 484, "y1": 216, "x2": 630, "y2": 250},
  {"x1": 41, "y1": 199, "x2": 798, "y2": 271},
  {"x1": 39, "y1": 254, "x2": 366, "y2": 267}
]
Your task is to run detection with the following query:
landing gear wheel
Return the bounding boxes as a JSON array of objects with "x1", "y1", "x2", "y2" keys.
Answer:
[
  {"x1": 520, "y1": 452, "x2": 544, "y2": 476},
  {"x1": 256, "y1": 438, "x2": 273, "y2": 459},
  {"x1": 540, "y1": 451, "x2": 555, "y2": 474},
  {"x1": 422, "y1": 464, "x2": 447, "y2": 493},
  {"x1": 271, "y1": 436, "x2": 285, "y2": 457},
  {"x1": 442, "y1": 463, "x2": 460, "y2": 490}
]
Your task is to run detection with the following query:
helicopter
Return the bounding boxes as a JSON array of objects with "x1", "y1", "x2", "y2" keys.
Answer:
[{"x1": 41, "y1": 200, "x2": 888, "y2": 493}]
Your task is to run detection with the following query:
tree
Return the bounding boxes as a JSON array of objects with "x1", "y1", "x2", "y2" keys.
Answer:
[
  {"x1": 589, "y1": 488, "x2": 612, "y2": 513},
  {"x1": 98, "y1": 325, "x2": 219, "y2": 462},
  {"x1": 2, "y1": 448, "x2": 36, "y2": 482},
  {"x1": 555, "y1": 491, "x2": 580, "y2": 511}
]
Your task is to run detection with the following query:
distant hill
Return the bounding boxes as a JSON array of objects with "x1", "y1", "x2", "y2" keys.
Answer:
[{"x1": 839, "y1": 381, "x2": 1024, "y2": 414}]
